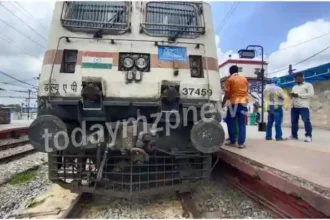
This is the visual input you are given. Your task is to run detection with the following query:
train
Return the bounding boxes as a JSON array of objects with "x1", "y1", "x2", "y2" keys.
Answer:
[
  {"x1": 0, "y1": 107, "x2": 11, "y2": 124},
  {"x1": 28, "y1": 1, "x2": 225, "y2": 197}
]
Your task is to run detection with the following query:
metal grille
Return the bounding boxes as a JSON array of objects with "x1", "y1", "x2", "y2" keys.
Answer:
[
  {"x1": 141, "y1": 1, "x2": 205, "y2": 38},
  {"x1": 49, "y1": 150, "x2": 211, "y2": 196},
  {"x1": 61, "y1": 1, "x2": 131, "y2": 34}
]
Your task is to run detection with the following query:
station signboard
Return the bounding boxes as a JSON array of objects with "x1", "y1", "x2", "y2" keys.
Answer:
[{"x1": 238, "y1": 49, "x2": 256, "y2": 59}]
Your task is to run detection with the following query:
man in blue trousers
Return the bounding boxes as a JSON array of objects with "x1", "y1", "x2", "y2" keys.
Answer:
[
  {"x1": 264, "y1": 77, "x2": 289, "y2": 141},
  {"x1": 222, "y1": 65, "x2": 248, "y2": 149},
  {"x1": 289, "y1": 73, "x2": 314, "y2": 142}
]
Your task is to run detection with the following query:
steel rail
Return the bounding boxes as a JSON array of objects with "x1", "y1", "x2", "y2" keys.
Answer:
[
  {"x1": 61, "y1": 193, "x2": 92, "y2": 219},
  {"x1": 0, "y1": 148, "x2": 36, "y2": 165},
  {"x1": 0, "y1": 140, "x2": 30, "y2": 151},
  {"x1": 177, "y1": 191, "x2": 201, "y2": 218}
]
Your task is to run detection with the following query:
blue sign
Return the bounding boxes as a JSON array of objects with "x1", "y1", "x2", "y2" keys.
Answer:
[{"x1": 158, "y1": 46, "x2": 187, "y2": 62}]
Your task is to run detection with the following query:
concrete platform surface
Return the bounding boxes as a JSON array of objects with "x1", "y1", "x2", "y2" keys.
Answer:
[
  {"x1": 0, "y1": 120, "x2": 33, "y2": 132},
  {"x1": 221, "y1": 123, "x2": 330, "y2": 190}
]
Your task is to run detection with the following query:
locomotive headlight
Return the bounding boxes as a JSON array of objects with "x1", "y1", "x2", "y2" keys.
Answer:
[
  {"x1": 123, "y1": 57, "x2": 134, "y2": 69},
  {"x1": 191, "y1": 68, "x2": 199, "y2": 77},
  {"x1": 189, "y1": 56, "x2": 203, "y2": 78},
  {"x1": 191, "y1": 60, "x2": 199, "y2": 67},
  {"x1": 136, "y1": 57, "x2": 147, "y2": 69}
]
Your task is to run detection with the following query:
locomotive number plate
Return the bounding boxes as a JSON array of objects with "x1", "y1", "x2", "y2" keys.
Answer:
[{"x1": 181, "y1": 88, "x2": 213, "y2": 96}]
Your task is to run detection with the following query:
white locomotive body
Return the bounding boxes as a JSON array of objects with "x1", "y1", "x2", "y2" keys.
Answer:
[{"x1": 29, "y1": 1, "x2": 225, "y2": 197}]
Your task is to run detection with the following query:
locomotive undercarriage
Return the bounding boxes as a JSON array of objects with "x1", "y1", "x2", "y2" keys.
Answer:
[
  {"x1": 29, "y1": 95, "x2": 224, "y2": 197},
  {"x1": 48, "y1": 129, "x2": 212, "y2": 197}
]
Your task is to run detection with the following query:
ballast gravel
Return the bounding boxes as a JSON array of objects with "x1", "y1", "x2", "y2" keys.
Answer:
[
  {"x1": 0, "y1": 144, "x2": 34, "y2": 161},
  {"x1": 0, "y1": 136, "x2": 29, "y2": 147},
  {"x1": 0, "y1": 152, "x2": 47, "y2": 185},
  {"x1": 0, "y1": 165, "x2": 51, "y2": 219},
  {"x1": 194, "y1": 178, "x2": 277, "y2": 218},
  {"x1": 77, "y1": 178, "x2": 277, "y2": 218}
]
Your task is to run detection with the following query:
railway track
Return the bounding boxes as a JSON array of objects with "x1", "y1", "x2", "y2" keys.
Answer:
[
  {"x1": 0, "y1": 140, "x2": 35, "y2": 165},
  {"x1": 0, "y1": 140, "x2": 30, "y2": 151},
  {"x1": 61, "y1": 192, "x2": 201, "y2": 219}
]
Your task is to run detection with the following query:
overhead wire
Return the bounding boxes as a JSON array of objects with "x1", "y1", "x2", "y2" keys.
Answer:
[
  {"x1": 261, "y1": 30, "x2": 330, "y2": 76},
  {"x1": 215, "y1": 2, "x2": 238, "y2": 33},
  {"x1": 0, "y1": 70, "x2": 38, "y2": 89},
  {"x1": 0, "y1": 35, "x2": 12, "y2": 43},
  {"x1": 268, "y1": 46, "x2": 330, "y2": 76},
  {"x1": 0, "y1": 95, "x2": 37, "y2": 99},
  {"x1": 0, "y1": 82, "x2": 35, "y2": 89},
  {"x1": 0, "y1": 3, "x2": 44, "y2": 98},
  {"x1": 0, "y1": 35, "x2": 31, "y2": 54},
  {"x1": 0, "y1": 2, "x2": 47, "y2": 42},
  {"x1": 270, "y1": 30, "x2": 330, "y2": 55},
  {"x1": 215, "y1": 2, "x2": 240, "y2": 34},
  {"x1": 11, "y1": 2, "x2": 49, "y2": 31},
  {"x1": 0, "y1": 77, "x2": 38, "y2": 84},
  {"x1": 0, "y1": 36, "x2": 38, "y2": 84},
  {"x1": 0, "y1": 88, "x2": 32, "y2": 93},
  {"x1": 0, "y1": 17, "x2": 46, "y2": 49}
]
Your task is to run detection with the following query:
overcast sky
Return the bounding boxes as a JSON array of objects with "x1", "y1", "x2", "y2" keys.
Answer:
[
  {"x1": 1, "y1": 1, "x2": 330, "y2": 105},
  {"x1": 0, "y1": 1, "x2": 54, "y2": 106}
]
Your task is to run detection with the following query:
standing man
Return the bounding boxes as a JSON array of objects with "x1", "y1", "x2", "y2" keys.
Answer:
[
  {"x1": 222, "y1": 65, "x2": 248, "y2": 149},
  {"x1": 264, "y1": 77, "x2": 289, "y2": 141},
  {"x1": 289, "y1": 73, "x2": 314, "y2": 142}
]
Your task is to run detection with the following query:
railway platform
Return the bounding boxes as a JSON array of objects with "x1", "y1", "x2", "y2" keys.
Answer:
[
  {"x1": 0, "y1": 120, "x2": 32, "y2": 132},
  {"x1": 217, "y1": 123, "x2": 330, "y2": 218},
  {"x1": 0, "y1": 120, "x2": 32, "y2": 139}
]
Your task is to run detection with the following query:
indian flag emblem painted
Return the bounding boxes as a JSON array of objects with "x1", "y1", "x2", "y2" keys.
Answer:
[{"x1": 81, "y1": 56, "x2": 113, "y2": 69}]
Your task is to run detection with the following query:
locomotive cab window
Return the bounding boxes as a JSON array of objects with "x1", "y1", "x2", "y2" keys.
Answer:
[
  {"x1": 141, "y1": 2, "x2": 205, "y2": 39},
  {"x1": 61, "y1": 1, "x2": 131, "y2": 34}
]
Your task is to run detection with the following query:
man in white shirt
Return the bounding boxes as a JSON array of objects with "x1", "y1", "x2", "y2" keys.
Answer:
[{"x1": 289, "y1": 73, "x2": 314, "y2": 142}]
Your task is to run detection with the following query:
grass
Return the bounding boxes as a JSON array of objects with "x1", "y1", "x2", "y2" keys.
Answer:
[{"x1": 8, "y1": 168, "x2": 38, "y2": 185}]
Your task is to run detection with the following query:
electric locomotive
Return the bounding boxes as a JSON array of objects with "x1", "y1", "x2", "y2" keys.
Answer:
[{"x1": 29, "y1": 1, "x2": 225, "y2": 197}]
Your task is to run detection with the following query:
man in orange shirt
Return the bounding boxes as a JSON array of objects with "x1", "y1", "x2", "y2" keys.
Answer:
[{"x1": 221, "y1": 65, "x2": 249, "y2": 148}]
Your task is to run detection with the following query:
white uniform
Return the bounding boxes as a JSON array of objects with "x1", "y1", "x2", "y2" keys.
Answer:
[{"x1": 291, "y1": 82, "x2": 314, "y2": 108}]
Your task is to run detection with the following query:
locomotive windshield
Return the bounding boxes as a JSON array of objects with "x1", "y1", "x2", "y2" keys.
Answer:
[
  {"x1": 142, "y1": 1, "x2": 205, "y2": 39},
  {"x1": 61, "y1": 1, "x2": 131, "y2": 34}
]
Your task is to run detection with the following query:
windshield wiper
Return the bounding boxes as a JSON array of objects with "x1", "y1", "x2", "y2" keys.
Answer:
[
  {"x1": 94, "y1": 8, "x2": 125, "y2": 38},
  {"x1": 168, "y1": 14, "x2": 195, "y2": 42}
]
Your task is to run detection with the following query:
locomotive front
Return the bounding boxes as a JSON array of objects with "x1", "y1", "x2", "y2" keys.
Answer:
[{"x1": 28, "y1": 1, "x2": 225, "y2": 197}]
